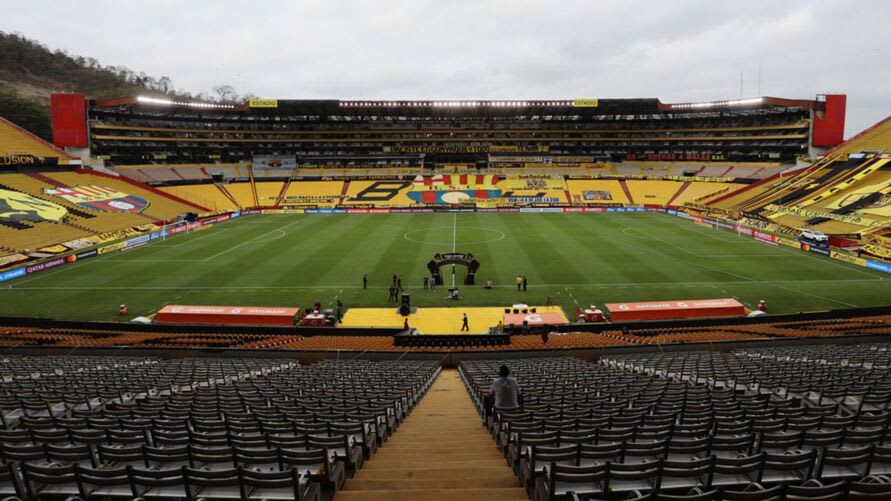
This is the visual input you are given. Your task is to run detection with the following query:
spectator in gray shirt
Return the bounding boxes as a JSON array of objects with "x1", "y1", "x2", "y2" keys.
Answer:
[{"x1": 489, "y1": 365, "x2": 520, "y2": 409}]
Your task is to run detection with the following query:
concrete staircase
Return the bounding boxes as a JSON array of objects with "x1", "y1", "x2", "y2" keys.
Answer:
[{"x1": 336, "y1": 369, "x2": 527, "y2": 501}]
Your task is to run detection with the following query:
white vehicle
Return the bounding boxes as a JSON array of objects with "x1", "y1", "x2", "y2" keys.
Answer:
[{"x1": 800, "y1": 228, "x2": 828, "y2": 242}]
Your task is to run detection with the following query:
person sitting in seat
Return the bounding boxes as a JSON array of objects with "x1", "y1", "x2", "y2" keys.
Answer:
[
  {"x1": 488, "y1": 365, "x2": 520, "y2": 410},
  {"x1": 484, "y1": 278, "x2": 494, "y2": 289}
]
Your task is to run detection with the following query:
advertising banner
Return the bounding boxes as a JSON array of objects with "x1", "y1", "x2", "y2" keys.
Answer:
[
  {"x1": 519, "y1": 207, "x2": 563, "y2": 213},
  {"x1": 776, "y1": 236, "x2": 800, "y2": 249},
  {"x1": 830, "y1": 250, "x2": 867, "y2": 267},
  {"x1": 155, "y1": 304, "x2": 300, "y2": 326},
  {"x1": 753, "y1": 231, "x2": 777, "y2": 245},
  {"x1": 75, "y1": 249, "x2": 98, "y2": 260},
  {"x1": 26, "y1": 258, "x2": 65, "y2": 274},
  {"x1": 388, "y1": 208, "x2": 432, "y2": 213},
  {"x1": 765, "y1": 204, "x2": 891, "y2": 229},
  {"x1": 120, "y1": 241, "x2": 149, "y2": 253},
  {"x1": 606, "y1": 298, "x2": 746, "y2": 322},
  {"x1": 861, "y1": 244, "x2": 891, "y2": 260},
  {"x1": 503, "y1": 312, "x2": 568, "y2": 327},
  {"x1": 248, "y1": 99, "x2": 278, "y2": 108},
  {"x1": 304, "y1": 208, "x2": 347, "y2": 214},
  {"x1": 0, "y1": 267, "x2": 26, "y2": 283},
  {"x1": 62, "y1": 237, "x2": 99, "y2": 250},
  {"x1": 573, "y1": 98, "x2": 599, "y2": 107},
  {"x1": 866, "y1": 260, "x2": 891, "y2": 274},
  {"x1": 98, "y1": 242, "x2": 126, "y2": 255},
  {"x1": 125, "y1": 235, "x2": 151, "y2": 248},
  {"x1": 94, "y1": 227, "x2": 142, "y2": 244},
  {"x1": 0, "y1": 253, "x2": 29, "y2": 268},
  {"x1": 346, "y1": 208, "x2": 392, "y2": 214},
  {"x1": 800, "y1": 242, "x2": 830, "y2": 255}
]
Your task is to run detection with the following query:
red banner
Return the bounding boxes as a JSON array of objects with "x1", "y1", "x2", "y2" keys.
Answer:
[{"x1": 606, "y1": 298, "x2": 746, "y2": 321}]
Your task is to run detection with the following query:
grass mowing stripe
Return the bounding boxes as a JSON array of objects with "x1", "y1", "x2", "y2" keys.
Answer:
[{"x1": 1, "y1": 212, "x2": 887, "y2": 321}]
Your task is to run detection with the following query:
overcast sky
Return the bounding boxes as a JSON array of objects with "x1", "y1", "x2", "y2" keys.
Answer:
[{"x1": 4, "y1": 0, "x2": 889, "y2": 137}]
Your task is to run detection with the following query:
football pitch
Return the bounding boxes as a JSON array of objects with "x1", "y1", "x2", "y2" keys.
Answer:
[{"x1": 1, "y1": 212, "x2": 888, "y2": 322}]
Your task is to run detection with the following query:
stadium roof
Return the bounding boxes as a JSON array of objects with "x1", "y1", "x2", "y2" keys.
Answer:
[{"x1": 91, "y1": 95, "x2": 826, "y2": 116}]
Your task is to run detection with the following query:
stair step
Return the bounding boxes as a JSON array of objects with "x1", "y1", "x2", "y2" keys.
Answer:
[
  {"x1": 334, "y1": 487, "x2": 528, "y2": 501},
  {"x1": 342, "y1": 370, "x2": 524, "y2": 501},
  {"x1": 362, "y1": 458, "x2": 508, "y2": 469},
  {"x1": 344, "y1": 477, "x2": 520, "y2": 490},
  {"x1": 372, "y1": 450, "x2": 500, "y2": 458},
  {"x1": 355, "y1": 467, "x2": 517, "y2": 481}
]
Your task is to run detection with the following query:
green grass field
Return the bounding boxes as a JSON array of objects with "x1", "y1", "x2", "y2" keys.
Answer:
[{"x1": 1, "y1": 212, "x2": 888, "y2": 322}]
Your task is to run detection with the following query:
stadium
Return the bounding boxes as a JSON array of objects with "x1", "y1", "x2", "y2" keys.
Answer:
[{"x1": 1, "y1": 11, "x2": 891, "y2": 500}]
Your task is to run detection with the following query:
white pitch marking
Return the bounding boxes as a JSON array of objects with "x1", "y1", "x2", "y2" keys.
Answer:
[{"x1": 201, "y1": 218, "x2": 305, "y2": 261}]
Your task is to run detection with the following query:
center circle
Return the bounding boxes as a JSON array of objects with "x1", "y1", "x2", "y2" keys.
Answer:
[{"x1": 404, "y1": 227, "x2": 506, "y2": 245}]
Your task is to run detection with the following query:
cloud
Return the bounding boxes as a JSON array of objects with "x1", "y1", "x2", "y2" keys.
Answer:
[{"x1": 3, "y1": 0, "x2": 889, "y2": 136}]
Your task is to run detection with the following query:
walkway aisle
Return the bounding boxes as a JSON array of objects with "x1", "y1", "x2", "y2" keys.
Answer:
[{"x1": 336, "y1": 369, "x2": 528, "y2": 501}]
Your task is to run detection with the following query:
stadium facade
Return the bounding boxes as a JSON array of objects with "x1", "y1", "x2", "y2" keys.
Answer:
[{"x1": 46, "y1": 94, "x2": 848, "y2": 168}]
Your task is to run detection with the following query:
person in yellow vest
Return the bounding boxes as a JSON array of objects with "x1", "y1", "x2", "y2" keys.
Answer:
[{"x1": 516, "y1": 275, "x2": 522, "y2": 291}]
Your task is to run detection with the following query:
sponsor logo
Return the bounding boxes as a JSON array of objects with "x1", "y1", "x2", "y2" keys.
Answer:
[
  {"x1": 0, "y1": 154, "x2": 41, "y2": 166},
  {"x1": 753, "y1": 231, "x2": 776, "y2": 244},
  {"x1": 37, "y1": 244, "x2": 69, "y2": 254},
  {"x1": 26, "y1": 258, "x2": 65, "y2": 274},
  {"x1": 766, "y1": 204, "x2": 891, "y2": 229},
  {"x1": 76, "y1": 249, "x2": 98, "y2": 260},
  {"x1": 0, "y1": 188, "x2": 68, "y2": 223},
  {"x1": 249, "y1": 99, "x2": 278, "y2": 108},
  {"x1": 776, "y1": 236, "x2": 800, "y2": 249},
  {"x1": 97, "y1": 242, "x2": 126, "y2": 255},
  {"x1": 861, "y1": 244, "x2": 891, "y2": 260},
  {"x1": 0, "y1": 253, "x2": 29, "y2": 267},
  {"x1": 125, "y1": 235, "x2": 151, "y2": 248},
  {"x1": 62, "y1": 238, "x2": 97, "y2": 250},
  {"x1": 120, "y1": 241, "x2": 148, "y2": 252},
  {"x1": 519, "y1": 207, "x2": 563, "y2": 213},
  {"x1": 45, "y1": 185, "x2": 149, "y2": 213},
  {"x1": 304, "y1": 208, "x2": 347, "y2": 214},
  {"x1": 830, "y1": 250, "x2": 867, "y2": 267},
  {"x1": 866, "y1": 260, "x2": 891, "y2": 274},
  {"x1": 0, "y1": 267, "x2": 26, "y2": 282},
  {"x1": 94, "y1": 227, "x2": 143, "y2": 244},
  {"x1": 573, "y1": 98, "x2": 599, "y2": 107}
]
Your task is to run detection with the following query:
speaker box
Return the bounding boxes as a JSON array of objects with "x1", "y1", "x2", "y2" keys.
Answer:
[{"x1": 399, "y1": 293, "x2": 411, "y2": 316}]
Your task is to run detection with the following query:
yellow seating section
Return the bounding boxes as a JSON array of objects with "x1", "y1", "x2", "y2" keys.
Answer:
[
  {"x1": 0, "y1": 173, "x2": 154, "y2": 234},
  {"x1": 254, "y1": 182, "x2": 285, "y2": 206},
  {"x1": 0, "y1": 171, "x2": 197, "y2": 253},
  {"x1": 565, "y1": 180, "x2": 629, "y2": 204},
  {"x1": 159, "y1": 185, "x2": 238, "y2": 212},
  {"x1": 0, "y1": 118, "x2": 70, "y2": 162},
  {"x1": 280, "y1": 181, "x2": 346, "y2": 207},
  {"x1": 624, "y1": 180, "x2": 683, "y2": 206},
  {"x1": 827, "y1": 117, "x2": 891, "y2": 157},
  {"x1": 673, "y1": 182, "x2": 746, "y2": 206},
  {"x1": 224, "y1": 183, "x2": 256, "y2": 208},
  {"x1": 0, "y1": 220, "x2": 91, "y2": 254},
  {"x1": 342, "y1": 180, "x2": 416, "y2": 207},
  {"x1": 44, "y1": 172, "x2": 199, "y2": 220}
]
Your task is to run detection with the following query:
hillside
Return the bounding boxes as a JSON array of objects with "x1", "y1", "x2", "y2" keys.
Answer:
[{"x1": 0, "y1": 32, "x2": 250, "y2": 141}]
